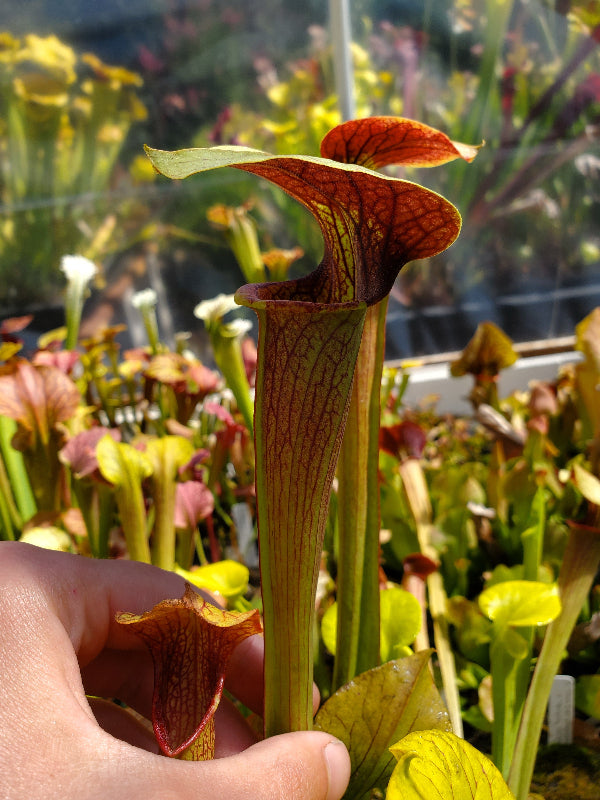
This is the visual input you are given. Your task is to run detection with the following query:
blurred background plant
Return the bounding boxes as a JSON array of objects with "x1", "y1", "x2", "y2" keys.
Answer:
[
  {"x1": 366, "y1": 0, "x2": 600, "y2": 353},
  {"x1": 374, "y1": 307, "x2": 600, "y2": 791},
  {"x1": 2, "y1": 1, "x2": 598, "y2": 359},
  {"x1": 129, "y1": 0, "x2": 600, "y2": 358},
  {"x1": 0, "y1": 290, "x2": 258, "y2": 604},
  {"x1": 0, "y1": 30, "x2": 149, "y2": 309}
]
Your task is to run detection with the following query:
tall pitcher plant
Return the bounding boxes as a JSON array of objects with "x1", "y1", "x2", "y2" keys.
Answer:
[
  {"x1": 320, "y1": 118, "x2": 479, "y2": 692},
  {"x1": 146, "y1": 117, "x2": 477, "y2": 738}
]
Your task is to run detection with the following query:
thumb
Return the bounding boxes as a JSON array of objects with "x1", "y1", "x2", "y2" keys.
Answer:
[{"x1": 192, "y1": 731, "x2": 351, "y2": 800}]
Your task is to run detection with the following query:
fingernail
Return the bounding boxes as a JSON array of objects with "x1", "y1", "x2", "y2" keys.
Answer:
[{"x1": 324, "y1": 739, "x2": 351, "y2": 800}]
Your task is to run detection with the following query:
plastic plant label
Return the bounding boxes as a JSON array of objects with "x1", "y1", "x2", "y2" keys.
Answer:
[{"x1": 547, "y1": 675, "x2": 574, "y2": 745}]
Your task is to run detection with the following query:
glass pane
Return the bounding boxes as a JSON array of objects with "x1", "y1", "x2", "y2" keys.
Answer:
[
  {"x1": 1, "y1": 1, "x2": 598, "y2": 361},
  {"x1": 345, "y1": 0, "x2": 600, "y2": 358},
  {"x1": 0, "y1": 1, "x2": 329, "y2": 357}
]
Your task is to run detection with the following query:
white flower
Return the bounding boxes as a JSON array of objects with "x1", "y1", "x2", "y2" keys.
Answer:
[
  {"x1": 131, "y1": 288, "x2": 158, "y2": 310},
  {"x1": 194, "y1": 293, "x2": 238, "y2": 323},
  {"x1": 226, "y1": 319, "x2": 253, "y2": 339},
  {"x1": 61, "y1": 255, "x2": 98, "y2": 349},
  {"x1": 60, "y1": 255, "x2": 97, "y2": 287}
]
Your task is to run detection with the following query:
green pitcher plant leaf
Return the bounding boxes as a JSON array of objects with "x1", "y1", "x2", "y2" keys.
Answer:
[
  {"x1": 143, "y1": 435, "x2": 196, "y2": 570},
  {"x1": 145, "y1": 121, "x2": 463, "y2": 737},
  {"x1": 450, "y1": 321, "x2": 518, "y2": 379},
  {"x1": 508, "y1": 521, "x2": 600, "y2": 800},
  {"x1": 314, "y1": 651, "x2": 451, "y2": 800},
  {"x1": 332, "y1": 300, "x2": 386, "y2": 687},
  {"x1": 571, "y1": 461, "x2": 600, "y2": 506},
  {"x1": 387, "y1": 730, "x2": 515, "y2": 800},
  {"x1": 575, "y1": 674, "x2": 600, "y2": 718},
  {"x1": 176, "y1": 560, "x2": 250, "y2": 606},
  {"x1": 317, "y1": 117, "x2": 478, "y2": 691},
  {"x1": 478, "y1": 580, "x2": 561, "y2": 628},
  {"x1": 0, "y1": 359, "x2": 80, "y2": 510},
  {"x1": 144, "y1": 436, "x2": 196, "y2": 481},
  {"x1": 96, "y1": 434, "x2": 153, "y2": 487},
  {"x1": 116, "y1": 583, "x2": 262, "y2": 760},
  {"x1": 321, "y1": 585, "x2": 422, "y2": 662},
  {"x1": 96, "y1": 433, "x2": 153, "y2": 562}
]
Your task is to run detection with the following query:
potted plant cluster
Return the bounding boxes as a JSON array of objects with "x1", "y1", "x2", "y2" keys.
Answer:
[{"x1": 1, "y1": 112, "x2": 600, "y2": 799}]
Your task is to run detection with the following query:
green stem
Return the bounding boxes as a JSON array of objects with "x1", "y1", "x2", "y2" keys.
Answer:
[
  {"x1": 64, "y1": 270, "x2": 91, "y2": 351},
  {"x1": 23, "y1": 442, "x2": 62, "y2": 513},
  {"x1": 150, "y1": 475, "x2": 177, "y2": 571},
  {"x1": 490, "y1": 626, "x2": 531, "y2": 778},
  {"x1": 226, "y1": 212, "x2": 265, "y2": 285},
  {"x1": 115, "y1": 483, "x2": 151, "y2": 564},
  {"x1": 333, "y1": 299, "x2": 386, "y2": 689},
  {"x1": 427, "y1": 570, "x2": 464, "y2": 738},
  {"x1": 72, "y1": 481, "x2": 113, "y2": 559},
  {"x1": 508, "y1": 523, "x2": 600, "y2": 800},
  {"x1": 401, "y1": 458, "x2": 463, "y2": 737},
  {"x1": 489, "y1": 488, "x2": 546, "y2": 773},
  {"x1": 176, "y1": 527, "x2": 195, "y2": 570},
  {"x1": 212, "y1": 332, "x2": 255, "y2": 436},
  {"x1": 73, "y1": 481, "x2": 100, "y2": 558},
  {"x1": 521, "y1": 488, "x2": 545, "y2": 583},
  {"x1": 0, "y1": 416, "x2": 36, "y2": 522},
  {"x1": 96, "y1": 485, "x2": 114, "y2": 559},
  {"x1": 0, "y1": 463, "x2": 16, "y2": 539},
  {"x1": 143, "y1": 309, "x2": 160, "y2": 356}
]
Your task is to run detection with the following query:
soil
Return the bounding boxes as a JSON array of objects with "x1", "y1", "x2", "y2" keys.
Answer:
[{"x1": 531, "y1": 745, "x2": 600, "y2": 800}]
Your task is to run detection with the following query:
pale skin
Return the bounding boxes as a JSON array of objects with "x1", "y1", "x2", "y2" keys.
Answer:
[{"x1": 0, "y1": 542, "x2": 351, "y2": 800}]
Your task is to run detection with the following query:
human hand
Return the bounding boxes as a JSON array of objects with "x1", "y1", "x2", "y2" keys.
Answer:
[{"x1": 0, "y1": 542, "x2": 350, "y2": 800}]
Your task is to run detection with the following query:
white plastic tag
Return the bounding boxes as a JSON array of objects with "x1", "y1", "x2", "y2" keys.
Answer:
[{"x1": 547, "y1": 674, "x2": 575, "y2": 745}]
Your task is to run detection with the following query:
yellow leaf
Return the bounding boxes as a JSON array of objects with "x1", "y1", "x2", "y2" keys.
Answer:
[
  {"x1": 478, "y1": 581, "x2": 561, "y2": 627},
  {"x1": 387, "y1": 730, "x2": 515, "y2": 799}
]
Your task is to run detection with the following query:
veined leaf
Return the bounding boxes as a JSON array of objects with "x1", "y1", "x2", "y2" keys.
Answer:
[
  {"x1": 387, "y1": 730, "x2": 514, "y2": 799},
  {"x1": 314, "y1": 651, "x2": 451, "y2": 799},
  {"x1": 320, "y1": 116, "x2": 480, "y2": 169},
  {"x1": 145, "y1": 143, "x2": 461, "y2": 307},
  {"x1": 146, "y1": 120, "x2": 467, "y2": 738},
  {"x1": 116, "y1": 584, "x2": 261, "y2": 759}
]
